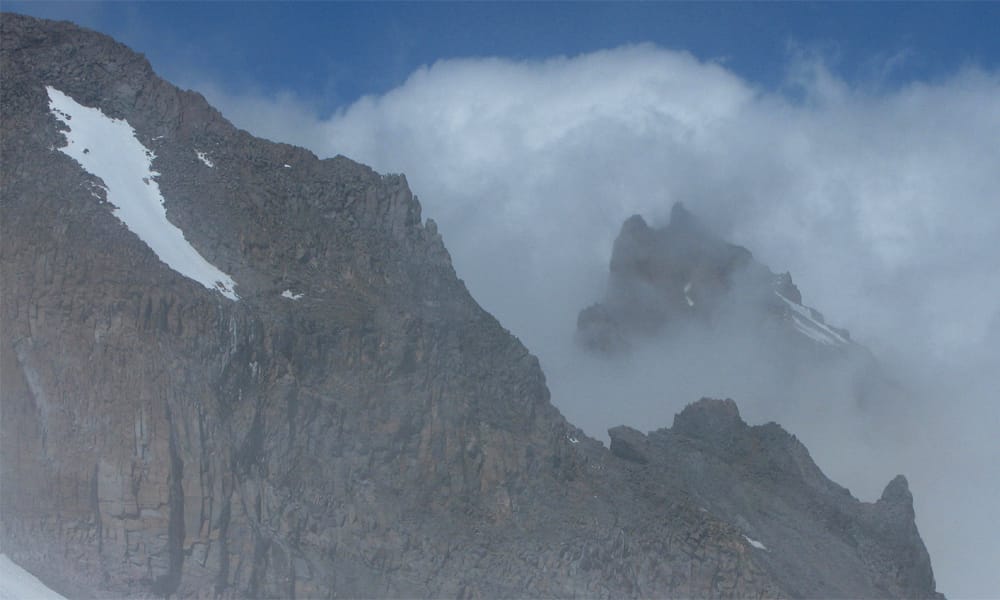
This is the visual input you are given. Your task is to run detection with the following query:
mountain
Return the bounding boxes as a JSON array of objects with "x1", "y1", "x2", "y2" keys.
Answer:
[
  {"x1": 578, "y1": 203, "x2": 843, "y2": 352},
  {"x1": 578, "y1": 204, "x2": 901, "y2": 410},
  {"x1": 0, "y1": 13, "x2": 941, "y2": 598}
]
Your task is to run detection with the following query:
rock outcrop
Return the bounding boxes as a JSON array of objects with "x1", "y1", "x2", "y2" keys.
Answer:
[{"x1": 1, "y1": 13, "x2": 941, "y2": 598}]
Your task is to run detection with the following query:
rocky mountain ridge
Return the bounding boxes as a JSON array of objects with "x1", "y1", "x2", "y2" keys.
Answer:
[{"x1": 1, "y1": 13, "x2": 941, "y2": 598}]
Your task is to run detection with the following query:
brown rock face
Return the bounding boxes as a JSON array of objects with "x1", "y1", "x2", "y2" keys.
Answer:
[{"x1": 1, "y1": 13, "x2": 941, "y2": 598}]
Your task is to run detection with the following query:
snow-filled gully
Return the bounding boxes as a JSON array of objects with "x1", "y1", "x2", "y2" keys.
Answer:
[{"x1": 47, "y1": 87, "x2": 238, "y2": 300}]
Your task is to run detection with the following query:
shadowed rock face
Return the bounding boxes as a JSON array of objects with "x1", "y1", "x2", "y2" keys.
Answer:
[{"x1": 1, "y1": 13, "x2": 941, "y2": 599}]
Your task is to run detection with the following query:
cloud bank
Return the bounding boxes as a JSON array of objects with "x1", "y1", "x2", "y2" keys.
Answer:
[{"x1": 187, "y1": 45, "x2": 1000, "y2": 596}]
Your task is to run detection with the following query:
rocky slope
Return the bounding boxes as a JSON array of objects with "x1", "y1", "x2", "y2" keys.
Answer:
[{"x1": 1, "y1": 13, "x2": 941, "y2": 598}]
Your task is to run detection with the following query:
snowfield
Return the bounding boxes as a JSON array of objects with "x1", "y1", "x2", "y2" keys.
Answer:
[
  {"x1": 776, "y1": 291, "x2": 848, "y2": 346},
  {"x1": 47, "y1": 87, "x2": 238, "y2": 300},
  {"x1": 0, "y1": 554, "x2": 66, "y2": 600},
  {"x1": 743, "y1": 535, "x2": 768, "y2": 551}
]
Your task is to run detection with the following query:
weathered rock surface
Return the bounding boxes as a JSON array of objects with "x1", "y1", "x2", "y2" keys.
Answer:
[{"x1": 1, "y1": 13, "x2": 941, "y2": 598}]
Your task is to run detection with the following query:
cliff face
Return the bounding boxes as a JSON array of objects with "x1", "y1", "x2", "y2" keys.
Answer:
[{"x1": 0, "y1": 13, "x2": 940, "y2": 598}]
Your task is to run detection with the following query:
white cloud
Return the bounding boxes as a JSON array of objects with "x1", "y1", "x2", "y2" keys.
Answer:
[
  {"x1": 192, "y1": 45, "x2": 1000, "y2": 597},
  {"x1": 186, "y1": 81, "x2": 333, "y2": 152},
  {"x1": 301, "y1": 47, "x2": 999, "y2": 364}
]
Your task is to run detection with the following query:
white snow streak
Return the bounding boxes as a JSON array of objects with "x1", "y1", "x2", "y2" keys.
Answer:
[
  {"x1": 684, "y1": 281, "x2": 695, "y2": 307},
  {"x1": 743, "y1": 535, "x2": 768, "y2": 551},
  {"x1": 776, "y1": 291, "x2": 847, "y2": 346},
  {"x1": 195, "y1": 150, "x2": 214, "y2": 168},
  {"x1": 47, "y1": 87, "x2": 238, "y2": 300},
  {"x1": 0, "y1": 554, "x2": 67, "y2": 600},
  {"x1": 280, "y1": 289, "x2": 304, "y2": 300}
]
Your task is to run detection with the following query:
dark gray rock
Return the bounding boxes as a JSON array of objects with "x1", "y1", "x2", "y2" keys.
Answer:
[
  {"x1": 671, "y1": 398, "x2": 746, "y2": 444},
  {"x1": 608, "y1": 426, "x2": 650, "y2": 464},
  {"x1": 1, "y1": 12, "x2": 942, "y2": 599}
]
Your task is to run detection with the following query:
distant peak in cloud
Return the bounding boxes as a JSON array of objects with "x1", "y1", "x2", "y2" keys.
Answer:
[
  {"x1": 669, "y1": 200, "x2": 693, "y2": 223},
  {"x1": 666, "y1": 201, "x2": 719, "y2": 241}
]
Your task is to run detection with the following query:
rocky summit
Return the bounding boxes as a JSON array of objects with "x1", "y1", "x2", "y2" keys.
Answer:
[
  {"x1": 578, "y1": 203, "x2": 852, "y2": 354},
  {"x1": 1, "y1": 13, "x2": 942, "y2": 599},
  {"x1": 577, "y1": 204, "x2": 903, "y2": 410}
]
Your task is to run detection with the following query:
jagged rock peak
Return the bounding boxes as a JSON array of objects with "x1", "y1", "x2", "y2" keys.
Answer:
[
  {"x1": 666, "y1": 201, "x2": 712, "y2": 238},
  {"x1": 607, "y1": 425, "x2": 651, "y2": 464},
  {"x1": 621, "y1": 213, "x2": 650, "y2": 233},
  {"x1": 878, "y1": 474, "x2": 918, "y2": 524},
  {"x1": 601, "y1": 398, "x2": 941, "y2": 599},
  {"x1": 881, "y1": 474, "x2": 913, "y2": 505},
  {"x1": 670, "y1": 200, "x2": 692, "y2": 223},
  {"x1": 671, "y1": 397, "x2": 746, "y2": 440},
  {"x1": 576, "y1": 204, "x2": 864, "y2": 355}
]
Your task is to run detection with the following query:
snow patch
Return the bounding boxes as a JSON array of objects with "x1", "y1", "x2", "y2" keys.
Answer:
[
  {"x1": 195, "y1": 150, "x2": 214, "y2": 168},
  {"x1": 0, "y1": 554, "x2": 67, "y2": 599},
  {"x1": 85, "y1": 180, "x2": 108, "y2": 201},
  {"x1": 743, "y1": 535, "x2": 768, "y2": 551},
  {"x1": 47, "y1": 87, "x2": 238, "y2": 300},
  {"x1": 684, "y1": 281, "x2": 695, "y2": 307},
  {"x1": 776, "y1": 291, "x2": 847, "y2": 346},
  {"x1": 281, "y1": 289, "x2": 304, "y2": 300}
]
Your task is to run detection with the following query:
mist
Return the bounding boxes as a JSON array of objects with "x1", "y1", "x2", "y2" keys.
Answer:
[{"x1": 186, "y1": 45, "x2": 1000, "y2": 596}]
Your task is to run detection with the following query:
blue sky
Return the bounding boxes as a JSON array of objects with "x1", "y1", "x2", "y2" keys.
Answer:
[
  {"x1": 8, "y1": 4, "x2": 1000, "y2": 597},
  {"x1": 10, "y1": 2, "x2": 1000, "y2": 113}
]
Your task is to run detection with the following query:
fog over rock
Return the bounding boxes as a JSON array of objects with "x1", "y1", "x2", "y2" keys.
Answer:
[
  {"x1": 195, "y1": 45, "x2": 1000, "y2": 596},
  {"x1": 577, "y1": 203, "x2": 901, "y2": 417},
  {"x1": 579, "y1": 203, "x2": 845, "y2": 352}
]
